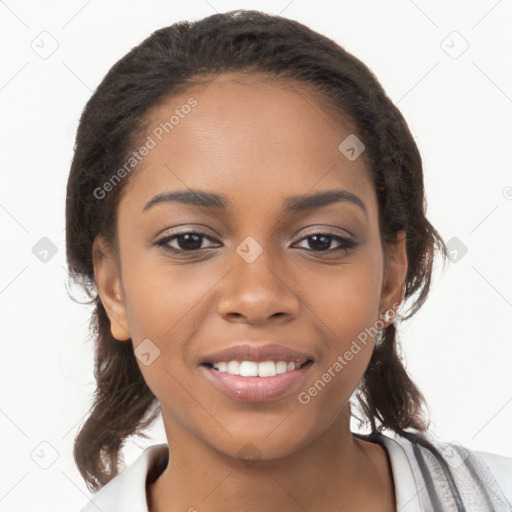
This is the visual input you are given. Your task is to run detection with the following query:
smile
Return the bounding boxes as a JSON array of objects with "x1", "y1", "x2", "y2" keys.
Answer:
[
  {"x1": 201, "y1": 360, "x2": 314, "y2": 402},
  {"x1": 209, "y1": 360, "x2": 301, "y2": 377}
]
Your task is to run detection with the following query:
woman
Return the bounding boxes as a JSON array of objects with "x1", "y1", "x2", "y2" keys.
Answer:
[{"x1": 66, "y1": 9, "x2": 511, "y2": 511}]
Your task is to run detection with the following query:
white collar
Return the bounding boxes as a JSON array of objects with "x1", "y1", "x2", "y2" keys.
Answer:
[
  {"x1": 81, "y1": 443, "x2": 168, "y2": 512},
  {"x1": 81, "y1": 433, "x2": 510, "y2": 512},
  {"x1": 81, "y1": 436, "x2": 422, "y2": 512}
]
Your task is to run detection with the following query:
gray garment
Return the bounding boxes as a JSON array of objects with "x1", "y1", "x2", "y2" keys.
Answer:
[{"x1": 374, "y1": 430, "x2": 512, "y2": 511}]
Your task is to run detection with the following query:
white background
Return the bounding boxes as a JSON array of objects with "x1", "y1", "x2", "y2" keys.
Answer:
[{"x1": 0, "y1": 1, "x2": 511, "y2": 510}]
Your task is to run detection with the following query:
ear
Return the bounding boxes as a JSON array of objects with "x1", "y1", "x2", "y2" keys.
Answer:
[
  {"x1": 379, "y1": 230, "x2": 408, "y2": 323},
  {"x1": 92, "y1": 235, "x2": 131, "y2": 341}
]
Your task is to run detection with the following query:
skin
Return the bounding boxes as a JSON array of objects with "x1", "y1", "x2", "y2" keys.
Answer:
[{"x1": 93, "y1": 73, "x2": 407, "y2": 512}]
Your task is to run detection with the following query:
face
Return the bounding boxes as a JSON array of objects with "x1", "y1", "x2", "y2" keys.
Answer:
[{"x1": 94, "y1": 73, "x2": 406, "y2": 461}]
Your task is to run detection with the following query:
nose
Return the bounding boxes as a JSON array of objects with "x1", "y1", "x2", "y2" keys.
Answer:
[{"x1": 217, "y1": 245, "x2": 301, "y2": 325}]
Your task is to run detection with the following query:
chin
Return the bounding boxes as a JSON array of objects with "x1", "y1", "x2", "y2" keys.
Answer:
[{"x1": 208, "y1": 428, "x2": 312, "y2": 464}]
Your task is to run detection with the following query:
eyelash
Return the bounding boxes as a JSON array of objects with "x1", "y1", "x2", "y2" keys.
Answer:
[{"x1": 154, "y1": 230, "x2": 357, "y2": 255}]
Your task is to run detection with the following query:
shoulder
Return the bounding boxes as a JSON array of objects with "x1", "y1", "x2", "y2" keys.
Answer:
[
  {"x1": 80, "y1": 443, "x2": 169, "y2": 512},
  {"x1": 377, "y1": 430, "x2": 512, "y2": 511},
  {"x1": 474, "y1": 449, "x2": 512, "y2": 504}
]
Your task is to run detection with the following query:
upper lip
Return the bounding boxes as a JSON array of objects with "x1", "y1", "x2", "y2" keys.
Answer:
[{"x1": 200, "y1": 343, "x2": 315, "y2": 365}]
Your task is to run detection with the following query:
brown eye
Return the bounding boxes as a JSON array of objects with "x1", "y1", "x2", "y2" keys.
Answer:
[
  {"x1": 155, "y1": 231, "x2": 219, "y2": 252},
  {"x1": 294, "y1": 233, "x2": 357, "y2": 253}
]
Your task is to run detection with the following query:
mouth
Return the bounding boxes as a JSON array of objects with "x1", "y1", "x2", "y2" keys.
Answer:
[
  {"x1": 201, "y1": 359, "x2": 314, "y2": 377},
  {"x1": 198, "y1": 343, "x2": 315, "y2": 402},
  {"x1": 200, "y1": 358, "x2": 314, "y2": 402}
]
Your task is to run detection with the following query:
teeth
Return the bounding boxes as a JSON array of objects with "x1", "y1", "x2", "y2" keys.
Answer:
[
  {"x1": 211, "y1": 360, "x2": 302, "y2": 377},
  {"x1": 257, "y1": 361, "x2": 276, "y2": 377},
  {"x1": 226, "y1": 361, "x2": 240, "y2": 374},
  {"x1": 276, "y1": 361, "x2": 288, "y2": 374},
  {"x1": 240, "y1": 361, "x2": 258, "y2": 377}
]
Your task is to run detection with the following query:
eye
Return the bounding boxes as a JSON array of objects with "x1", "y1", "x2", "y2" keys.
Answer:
[
  {"x1": 154, "y1": 230, "x2": 357, "y2": 255},
  {"x1": 155, "y1": 231, "x2": 219, "y2": 252},
  {"x1": 293, "y1": 233, "x2": 357, "y2": 253}
]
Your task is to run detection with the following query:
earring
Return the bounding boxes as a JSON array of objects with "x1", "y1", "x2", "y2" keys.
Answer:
[
  {"x1": 376, "y1": 329, "x2": 385, "y2": 345},
  {"x1": 381, "y1": 309, "x2": 393, "y2": 323}
]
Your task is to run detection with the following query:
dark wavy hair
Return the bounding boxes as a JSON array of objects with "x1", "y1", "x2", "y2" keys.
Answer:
[{"x1": 66, "y1": 9, "x2": 448, "y2": 492}]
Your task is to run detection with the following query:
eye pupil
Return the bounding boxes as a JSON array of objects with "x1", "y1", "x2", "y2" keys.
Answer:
[
  {"x1": 308, "y1": 234, "x2": 331, "y2": 251},
  {"x1": 178, "y1": 233, "x2": 202, "y2": 250}
]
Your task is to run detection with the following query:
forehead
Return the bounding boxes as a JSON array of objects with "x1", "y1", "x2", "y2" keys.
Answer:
[{"x1": 121, "y1": 72, "x2": 376, "y2": 216}]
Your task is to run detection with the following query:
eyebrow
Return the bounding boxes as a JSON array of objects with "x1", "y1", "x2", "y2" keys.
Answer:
[{"x1": 143, "y1": 188, "x2": 368, "y2": 217}]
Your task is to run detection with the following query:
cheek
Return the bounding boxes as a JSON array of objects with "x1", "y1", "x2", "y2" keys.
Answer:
[
  {"x1": 294, "y1": 290, "x2": 379, "y2": 430},
  {"x1": 305, "y1": 255, "x2": 383, "y2": 341},
  {"x1": 119, "y1": 259, "x2": 211, "y2": 425},
  {"x1": 121, "y1": 249, "x2": 214, "y2": 342},
  {"x1": 301, "y1": 250, "x2": 383, "y2": 391}
]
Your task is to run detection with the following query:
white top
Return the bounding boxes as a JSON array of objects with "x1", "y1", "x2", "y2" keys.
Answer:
[{"x1": 81, "y1": 432, "x2": 512, "y2": 511}]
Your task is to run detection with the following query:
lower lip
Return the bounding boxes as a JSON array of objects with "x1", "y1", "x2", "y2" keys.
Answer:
[{"x1": 200, "y1": 362, "x2": 313, "y2": 402}]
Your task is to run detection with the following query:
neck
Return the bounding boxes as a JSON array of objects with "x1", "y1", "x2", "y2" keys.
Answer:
[{"x1": 148, "y1": 406, "x2": 394, "y2": 512}]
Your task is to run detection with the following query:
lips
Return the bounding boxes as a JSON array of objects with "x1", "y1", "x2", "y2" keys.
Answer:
[{"x1": 199, "y1": 343, "x2": 315, "y2": 402}]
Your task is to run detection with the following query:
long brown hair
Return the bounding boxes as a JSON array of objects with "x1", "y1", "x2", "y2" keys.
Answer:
[{"x1": 66, "y1": 9, "x2": 448, "y2": 492}]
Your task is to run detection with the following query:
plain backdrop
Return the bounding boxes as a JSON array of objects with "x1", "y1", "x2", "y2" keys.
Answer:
[{"x1": 0, "y1": 1, "x2": 511, "y2": 510}]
